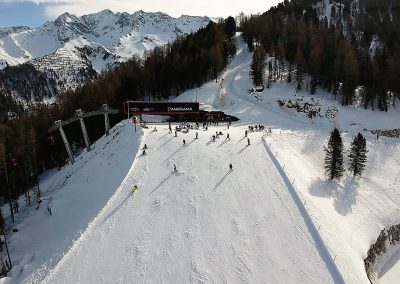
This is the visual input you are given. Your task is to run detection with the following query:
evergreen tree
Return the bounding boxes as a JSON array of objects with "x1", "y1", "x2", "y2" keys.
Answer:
[
  {"x1": 342, "y1": 47, "x2": 359, "y2": 105},
  {"x1": 287, "y1": 63, "x2": 293, "y2": 83},
  {"x1": 348, "y1": 133, "x2": 368, "y2": 176},
  {"x1": 250, "y1": 44, "x2": 266, "y2": 86},
  {"x1": 273, "y1": 58, "x2": 279, "y2": 81},
  {"x1": 324, "y1": 128, "x2": 344, "y2": 180},
  {"x1": 295, "y1": 48, "x2": 305, "y2": 91},
  {"x1": 310, "y1": 76, "x2": 318, "y2": 94},
  {"x1": 267, "y1": 60, "x2": 273, "y2": 88},
  {"x1": 224, "y1": 16, "x2": 237, "y2": 39}
]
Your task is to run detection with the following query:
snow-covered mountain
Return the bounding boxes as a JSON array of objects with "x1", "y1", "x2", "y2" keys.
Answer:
[
  {"x1": 0, "y1": 10, "x2": 211, "y2": 100},
  {"x1": 0, "y1": 10, "x2": 211, "y2": 68}
]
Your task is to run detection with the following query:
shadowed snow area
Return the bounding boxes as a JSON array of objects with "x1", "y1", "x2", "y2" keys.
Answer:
[{"x1": 1, "y1": 123, "x2": 143, "y2": 283}]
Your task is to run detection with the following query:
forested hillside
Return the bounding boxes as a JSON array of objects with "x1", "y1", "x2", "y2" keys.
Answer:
[
  {"x1": 241, "y1": 0, "x2": 400, "y2": 111},
  {"x1": 0, "y1": 10, "x2": 212, "y2": 115},
  {"x1": 0, "y1": 18, "x2": 236, "y2": 207}
]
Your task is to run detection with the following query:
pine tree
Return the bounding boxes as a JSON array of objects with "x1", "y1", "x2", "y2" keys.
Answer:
[
  {"x1": 342, "y1": 47, "x2": 359, "y2": 106},
  {"x1": 324, "y1": 128, "x2": 344, "y2": 180},
  {"x1": 310, "y1": 75, "x2": 318, "y2": 94},
  {"x1": 250, "y1": 44, "x2": 266, "y2": 87},
  {"x1": 224, "y1": 16, "x2": 236, "y2": 40},
  {"x1": 287, "y1": 63, "x2": 293, "y2": 83},
  {"x1": 273, "y1": 58, "x2": 278, "y2": 81},
  {"x1": 267, "y1": 60, "x2": 273, "y2": 88},
  {"x1": 348, "y1": 133, "x2": 368, "y2": 177},
  {"x1": 295, "y1": 48, "x2": 305, "y2": 91}
]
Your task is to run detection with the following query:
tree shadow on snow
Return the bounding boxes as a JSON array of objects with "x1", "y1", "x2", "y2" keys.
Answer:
[
  {"x1": 309, "y1": 177, "x2": 337, "y2": 198},
  {"x1": 309, "y1": 176, "x2": 359, "y2": 216},
  {"x1": 333, "y1": 177, "x2": 359, "y2": 216}
]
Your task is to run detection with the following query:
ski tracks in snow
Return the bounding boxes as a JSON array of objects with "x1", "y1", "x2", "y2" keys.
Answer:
[{"x1": 44, "y1": 125, "x2": 337, "y2": 283}]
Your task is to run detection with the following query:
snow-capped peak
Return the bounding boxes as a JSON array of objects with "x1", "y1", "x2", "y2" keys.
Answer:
[
  {"x1": 0, "y1": 9, "x2": 211, "y2": 68},
  {"x1": 0, "y1": 9, "x2": 211, "y2": 100}
]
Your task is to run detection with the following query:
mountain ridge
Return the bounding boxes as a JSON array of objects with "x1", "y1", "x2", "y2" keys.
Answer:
[{"x1": 0, "y1": 9, "x2": 212, "y2": 102}]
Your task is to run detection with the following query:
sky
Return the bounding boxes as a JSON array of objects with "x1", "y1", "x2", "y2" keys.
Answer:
[{"x1": 0, "y1": 0, "x2": 282, "y2": 28}]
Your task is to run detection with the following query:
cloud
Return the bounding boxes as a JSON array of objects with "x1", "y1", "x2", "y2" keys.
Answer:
[
  {"x1": 42, "y1": 0, "x2": 281, "y2": 19},
  {"x1": 1, "y1": 0, "x2": 281, "y2": 19},
  {"x1": 0, "y1": 0, "x2": 82, "y2": 3}
]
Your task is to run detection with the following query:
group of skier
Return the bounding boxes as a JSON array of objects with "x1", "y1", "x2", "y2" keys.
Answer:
[{"x1": 133, "y1": 121, "x2": 264, "y2": 193}]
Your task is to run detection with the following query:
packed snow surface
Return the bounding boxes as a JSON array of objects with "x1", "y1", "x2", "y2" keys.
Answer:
[
  {"x1": 43, "y1": 123, "x2": 339, "y2": 283},
  {"x1": 2, "y1": 36, "x2": 400, "y2": 283}
]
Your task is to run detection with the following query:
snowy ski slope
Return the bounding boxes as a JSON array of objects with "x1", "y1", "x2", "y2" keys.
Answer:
[
  {"x1": 43, "y1": 124, "x2": 340, "y2": 283},
  {"x1": 2, "y1": 35, "x2": 399, "y2": 283}
]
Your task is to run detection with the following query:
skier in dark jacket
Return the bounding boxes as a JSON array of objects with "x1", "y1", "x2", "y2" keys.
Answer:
[{"x1": 229, "y1": 163, "x2": 233, "y2": 172}]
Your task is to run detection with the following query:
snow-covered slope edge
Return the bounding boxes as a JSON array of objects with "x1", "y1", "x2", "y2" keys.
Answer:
[
  {"x1": 0, "y1": 121, "x2": 143, "y2": 284},
  {"x1": 364, "y1": 224, "x2": 400, "y2": 283}
]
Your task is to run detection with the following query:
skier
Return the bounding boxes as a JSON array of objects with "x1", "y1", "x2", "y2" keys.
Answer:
[
  {"x1": 195, "y1": 132, "x2": 198, "y2": 139},
  {"x1": 175, "y1": 130, "x2": 178, "y2": 137},
  {"x1": 169, "y1": 123, "x2": 172, "y2": 133},
  {"x1": 247, "y1": 137, "x2": 250, "y2": 145},
  {"x1": 226, "y1": 133, "x2": 230, "y2": 140},
  {"x1": 47, "y1": 206, "x2": 52, "y2": 215},
  {"x1": 143, "y1": 144, "x2": 148, "y2": 149},
  {"x1": 174, "y1": 164, "x2": 177, "y2": 172},
  {"x1": 132, "y1": 185, "x2": 139, "y2": 193},
  {"x1": 229, "y1": 163, "x2": 233, "y2": 172},
  {"x1": 183, "y1": 139, "x2": 186, "y2": 146},
  {"x1": 142, "y1": 149, "x2": 146, "y2": 155},
  {"x1": 245, "y1": 130, "x2": 248, "y2": 137}
]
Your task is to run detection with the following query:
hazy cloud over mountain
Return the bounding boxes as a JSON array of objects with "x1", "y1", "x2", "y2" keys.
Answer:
[{"x1": 1, "y1": 0, "x2": 281, "y2": 21}]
